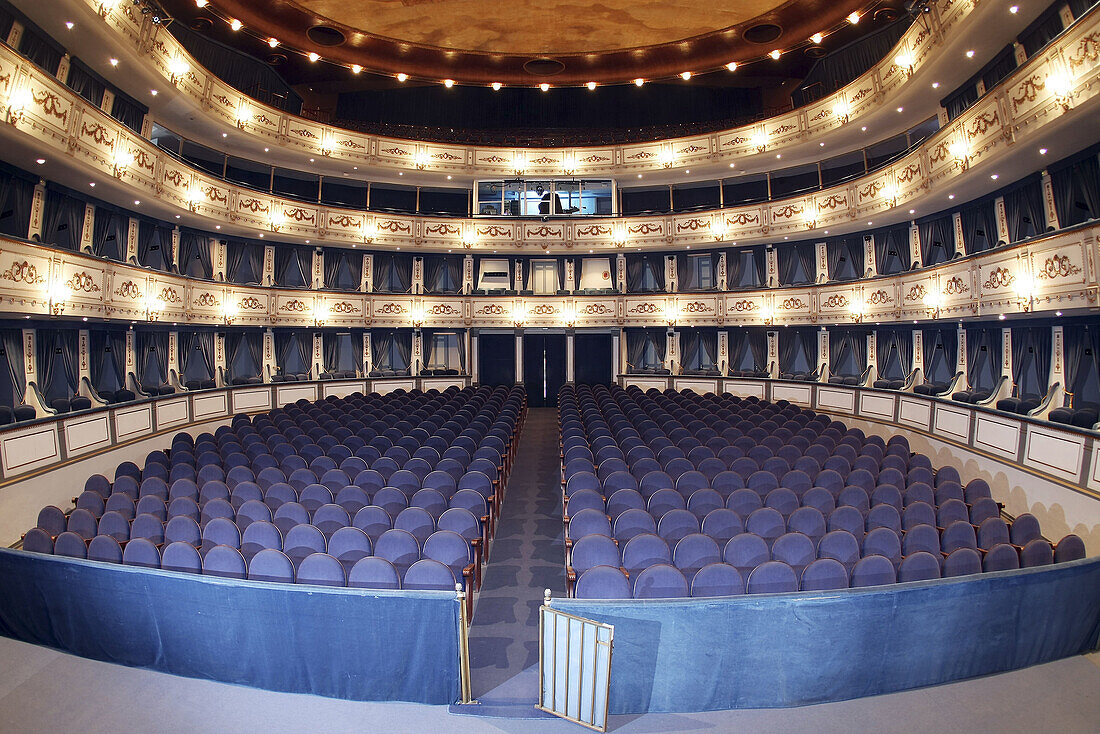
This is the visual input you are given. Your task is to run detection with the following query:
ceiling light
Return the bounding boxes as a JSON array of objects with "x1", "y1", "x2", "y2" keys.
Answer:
[
  {"x1": 1010, "y1": 5, "x2": 1019, "y2": 13},
  {"x1": 539, "y1": 83, "x2": 549, "y2": 91},
  {"x1": 446, "y1": 175, "x2": 452, "y2": 180},
  {"x1": 729, "y1": 163, "x2": 735, "y2": 167},
  {"x1": 810, "y1": 33, "x2": 823, "y2": 44},
  {"x1": 637, "y1": 174, "x2": 642, "y2": 178},
  {"x1": 948, "y1": 194, "x2": 955, "y2": 200},
  {"x1": 819, "y1": 142, "x2": 825, "y2": 147},
  {"x1": 150, "y1": 89, "x2": 158, "y2": 96},
  {"x1": 990, "y1": 174, "x2": 999, "y2": 180},
  {"x1": 215, "y1": 225, "x2": 221, "y2": 229},
  {"x1": 229, "y1": 19, "x2": 242, "y2": 31},
  {"x1": 109, "y1": 58, "x2": 118, "y2": 66},
  {"x1": 134, "y1": 200, "x2": 140, "y2": 205},
  {"x1": 195, "y1": 0, "x2": 208, "y2": 7},
  {"x1": 222, "y1": 132, "x2": 227, "y2": 138},
  {"x1": 89, "y1": 182, "x2": 95, "y2": 187},
  {"x1": 932, "y1": 82, "x2": 940, "y2": 89},
  {"x1": 726, "y1": 62, "x2": 737, "y2": 72},
  {"x1": 492, "y1": 82, "x2": 502, "y2": 90},
  {"x1": 586, "y1": 81, "x2": 597, "y2": 90},
  {"x1": 769, "y1": 50, "x2": 781, "y2": 60},
  {"x1": 351, "y1": 65, "x2": 361, "y2": 74},
  {"x1": 268, "y1": 38, "x2": 279, "y2": 48},
  {"x1": 634, "y1": 78, "x2": 644, "y2": 86},
  {"x1": 65, "y1": 22, "x2": 74, "y2": 30},
  {"x1": 308, "y1": 52, "x2": 320, "y2": 63},
  {"x1": 848, "y1": 12, "x2": 860, "y2": 24},
  {"x1": 1039, "y1": 147, "x2": 1048, "y2": 155},
  {"x1": 966, "y1": 50, "x2": 975, "y2": 58},
  {"x1": 1056, "y1": 311, "x2": 1062, "y2": 316},
  {"x1": 680, "y1": 71, "x2": 691, "y2": 80},
  {"x1": 909, "y1": 208, "x2": 915, "y2": 214},
  {"x1": 897, "y1": 107, "x2": 903, "y2": 112},
  {"x1": 443, "y1": 79, "x2": 454, "y2": 87},
  {"x1": 861, "y1": 126, "x2": 867, "y2": 131},
  {"x1": 264, "y1": 147, "x2": 269, "y2": 152},
  {"x1": 397, "y1": 73, "x2": 408, "y2": 82},
  {"x1": 35, "y1": 158, "x2": 45, "y2": 164}
]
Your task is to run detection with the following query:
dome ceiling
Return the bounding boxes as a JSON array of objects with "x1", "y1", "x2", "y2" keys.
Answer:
[{"x1": 182, "y1": 0, "x2": 884, "y2": 85}]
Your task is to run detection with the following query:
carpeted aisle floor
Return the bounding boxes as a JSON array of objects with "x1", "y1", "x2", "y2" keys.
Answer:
[{"x1": 463, "y1": 407, "x2": 566, "y2": 712}]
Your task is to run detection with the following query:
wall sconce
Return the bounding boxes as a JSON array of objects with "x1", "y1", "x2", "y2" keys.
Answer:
[
  {"x1": 513, "y1": 305, "x2": 527, "y2": 327},
  {"x1": 805, "y1": 216, "x2": 817, "y2": 230},
  {"x1": 97, "y1": 0, "x2": 118, "y2": 18},
  {"x1": 414, "y1": 150, "x2": 430, "y2": 170},
  {"x1": 1015, "y1": 272, "x2": 1036, "y2": 312},
  {"x1": 186, "y1": 186, "x2": 203, "y2": 212},
  {"x1": 849, "y1": 298, "x2": 867, "y2": 323},
  {"x1": 759, "y1": 305, "x2": 773, "y2": 326},
  {"x1": 712, "y1": 216, "x2": 729, "y2": 242},
  {"x1": 361, "y1": 218, "x2": 377, "y2": 243},
  {"x1": 1047, "y1": 72, "x2": 1073, "y2": 110},
  {"x1": 611, "y1": 222, "x2": 628, "y2": 248},
  {"x1": 460, "y1": 226, "x2": 478, "y2": 249},
  {"x1": 410, "y1": 303, "x2": 425, "y2": 328},
  {"x1": 113, "y1": 150, "x2": 134, "y2": 178},
  {"x1": 47, "y1": 281, "x2": 71, "y2": 317},
  {"x1": 269, "y1": 211, "x2": 285, "y2": 232},
  {"x1": 881, "y1": 185, "x2": 898, "y2": 208},
  {"x1": 948, "y1": 141, "x2": 969, "y2": 170},
  {"x1": 665, "y1": 302, "x2": 677, "y2": 327},
  {"x1": 313, "y1": 303, "x2": 329, "y2": 327},
  {"x1": 562, "y1": 155, "x2": 577, "y2": 176},
  {"x1": 320, "y1": 133, "x2": 335, "y2": 157},
  {"x1": 146, "y1": 296, "x2": 166, "y2": 322},
  {"x1": 512, "y1": 154, "x2": 527, "y2": 175},
  {"x1": 832, "y1": 100, "x2": 849, "y2": 124},
  {"x1": 222, "y1": 301, "x2": 238, "y2": 325},
  {"x1": 894, "y1": 52, "x2": 914, "y2": 78},
  {"x1": 6, "y1": 86, "x2": 32, "y2": 125},
  {"x1": 168, "y1": 58, "x2": 190, "y2": 84},
  {"x1": 563, "y1": 305, "x2": 576, "y2": 327},
  {"x1": 236, "y1": 105, "x2": 252, "y2": 129},
  {"x1": 923, "y1": 289, "x2": 942, "y2": 318},
  {"x1": 659, "y1": 147, "x2": 675, "y2": 169},
  {"x1": 752, "y1": 132, "x2": 767, "y2": 153}
]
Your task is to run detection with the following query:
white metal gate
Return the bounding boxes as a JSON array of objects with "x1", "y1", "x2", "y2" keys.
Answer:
[{"x1": 537, "y1": 601, "x2": 613, "y2": 731}]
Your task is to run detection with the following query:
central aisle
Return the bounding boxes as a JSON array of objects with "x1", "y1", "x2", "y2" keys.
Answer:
[{"x1": 462, "y1": 407, "x2": 565, "y2": 715}]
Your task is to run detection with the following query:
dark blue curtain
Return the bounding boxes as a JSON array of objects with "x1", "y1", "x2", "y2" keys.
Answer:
[
  {"x1": 917, "y1": 214, "x2": 955, "y2": 266},
  {"x1": 778, "y1": 243, "x2": 815, "y2": 285},
  {"x1": 1063, "y1": 324, "x2": 1100, "y2": 409},
  {"x1": 1050, "y1": 151, "x2": 1100, "y2": 228},
  {"x1": 275, "y1": 331, "x2": 313, "y2": 376},
  {"x1": 0, "y1": 328, "x2": 25, "y2": 408},
  {"x1": 829, "y1": 329, "x2": 867, "y2": 377},
  {"x1": 91, "y1": 205, "x2": 128, "y2": 260},
  {"x1": 110, "y1": 91, "x2": 147, "y2": 134},
  {"x1": 136, "y1": 331, "x2": 168, "y2": 389},
  {"x1": 178, "y1": 230, "x2": 212, "y2": 279},
  {"x1": 0, "y1": 166, "x2": 33, "y2": 238},
  {"x1": 877, "y1": 328, "x2": 912, "y2": 381},
  {"x1": 41, "y1": 188, "x2": 86, "y2": 251},
  {"x1": 324, "y1": 248, "x2": 362, "y2": 291},
  {"x1": 275, "y1": 245, "x2": 312, "y2": 288},
  {"x1": 90, "y1": 329, "x2": 126, "y2": 395},
  {"x1": 227, "y1": 331, "x2": 262, "y2": 381},
  {"x1": 1021, "y1": 5, "x2": 1067, "y2": 57},
  {"x1": 137, "y1": 220, "x2": 173, "y2": 271},
  {"x1": 780, "y1": 329, "x2": 817, "y2": 375},
  {"x1": 181, "y1": 331, "x2": 215, "y2": 383},
  {"x1": 36, "y1": 329, "x2": 78, "y2": 403},
  {"x1": 965, "y1": 327, "x2": 1002, "y2": 393},
  {"x1": 226, "y1": 239, "x2": 264, "y2": 284},
  {"x1": 959, "y1": 197, "x2": 1001, "y2": 253},
  {"x1": 1011, "y1": 326, "x2": 1052, "y2": 401},
  {"x1": 17, "y1": 25, "x2": 63, "y2": 76},
  {"x1": 925, "y1": 329, "x2": 957, "y2": 385},
  {"x1": 65, "y1": 58, "x2": 105, "y2": 107},
  {"x1": 873, "y1": 225, "x2": 910, "y2": 274},
  {"x1": 1003, "y1": 176, "x2": 1046, "y2": 240},
  {"x1": 792, "y1": 18, "x2": 911, "y2": 106}
]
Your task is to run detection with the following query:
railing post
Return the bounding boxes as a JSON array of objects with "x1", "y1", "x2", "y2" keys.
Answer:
[{"x1": 456, "y1": 583, "x2": 473, "y2": 704}]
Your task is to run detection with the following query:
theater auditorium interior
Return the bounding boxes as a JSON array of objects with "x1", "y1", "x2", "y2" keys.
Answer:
[{"x1": 0, "y1": 0, "x2": 1099, "y2": 731}]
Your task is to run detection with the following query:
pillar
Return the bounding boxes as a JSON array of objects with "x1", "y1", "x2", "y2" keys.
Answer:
[
  {"x1": 125, "y1": 329, "x2": 137, "y2": 384},
  {"x1": 612, "y1": 329, "x2": 622, "y2": 380},
  {"x1": 56, "y1": 54, "x2": 70, "y2": 84},
  {"x1": 913, "y1": 330, "x2": 924, "y2": 376},
  {"x1": 214, "y1": 332, "x2": 226, "y2": 385},
  {"x1": 413, "y1": 329, "x2": 423, "y2": 375},
  {"x1": 78, "y1": 329, "x2": 91, "y2": 388},
  {"x1": 262, "y1": 244, "x2": 275, "y2": 286},
  {"x1": 815, "y1": 241, "x2": 828, "y2": 283},
  {"x1": 952, "y1": 212, "x2": 966, "y2": 257},
  {"x1": 667, "y1": 329, "x2": 678, "y2": 374},
  {"x1": 866, "y1": 332, "x2": 877, "y2": 383},
  {"x1": 818, "y1": 328, "x2": 830, "y2": 380},
  {"x1": 312, "y1": 332, "x2": 324, "y2": 376},
  {"x1": 100, "y1": 89, "x2": 115, "y2": 115},
  {"x1": 514, "y1": 331, "x2": 524, "y2": 383},
  {"x1": 469, "y1": 332, "x2": 479, "y2": 382},
  {"x1": 1002, "y1": 328, "x2": 1013, "y2": 382},
  {"x1": 909, "y1": 222, "x2": 922, "y2": 268},
  {"x1": 994, "y1": 197, "x2": 1010, "y2": 244},
  {"x1": 462, "y1": 255, "x2": 473, "y2": 294},
  {"x1": 264, "y1": 330, "x2": 276, "y2": 380},
  {"x1": 79, "y1": 203, "x2": 95, "y2": 253},
  {"x1": 716, "y1": 252, "x2": 727, "y2": 291},
  {"x1": 566, "y1": 331, "x2": 575, "y2": 383},
  {"x1": 766, "y1": 331, "x2": 779, "y2": 377},
  {"x1": 565, "y1": 258, "x2": 575, "y2": 292},
  {"x1": 718, "y1": 330, "x2": 729, "y2": 375},
  {"x1": 766, "y1": 246, "x2": 779, "y2": 287},
  {"x1": 167, "y1": 330, "x2": 179, "y2": 381},
  {"x1": 863, "y1": 234, "x2": 877, "y2": 277},
  {"x1": 956, "y1": 326, "x2": 968, "y2": 383},
  {"x1": 1050, "y1": 325, "x2": 1064, "y2": 392},
  {"x1": 363, "y1": 253, "x2": 374, "y2": 292},
  {"x1": 312, "y1": 248, "x2": 324, "y2": 289},
  {"x1": 665, "y1": 255, "x2": 677, "y2": 292},
  {"x1": 125, "y1": 217, "x2": 139, "y2": 263},
  {"x1": 1041, "y1": 171, "x2": 1060, "y2": 230},
  {"x1": 27, "y1": 181, "x2": 45, "y2": 241},
  {"x1": 171, "y1": 227, "x2": 181, "y2": 272},
  {"x1": 412, "y1": 256, "x2": 424, "y2": 294}
]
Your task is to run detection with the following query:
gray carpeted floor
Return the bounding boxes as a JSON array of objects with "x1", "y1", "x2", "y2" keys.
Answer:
[{"x1": 465, "y1": 408, "x2": 567, "y2": 709}]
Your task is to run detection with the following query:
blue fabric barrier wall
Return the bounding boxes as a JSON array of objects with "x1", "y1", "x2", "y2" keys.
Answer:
[
  {"x1": 0, "y1": 549, "x2": 461, "y2": 704},
  {"x1": 555, "y1": 558, "x2": 1100, "y2": 713}
]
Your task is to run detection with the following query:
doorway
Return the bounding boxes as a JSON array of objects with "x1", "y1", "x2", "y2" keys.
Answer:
[
  {"x1": 478, "y1": 333, "x2": 516, "y2": 386},
  {"x1": 523, "y1": 333, "x2": 566, "y2": 407},
  {"x1": 574, "y1": 333, "x2": 613, "y2": 386}
]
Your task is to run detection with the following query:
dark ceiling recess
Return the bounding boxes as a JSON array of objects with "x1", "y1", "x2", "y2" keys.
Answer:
[
  {"x1": 523, "y1": 59, "x2": 566, "y2": 77},
  {"x1": 804, "y1": 46, "x2": 828, "y2": 58},
  {"x1": 307, "y1": 26, "x2": 346, "y2": 47},
  {"x1": 743, "y1": 24, "x2": 784, "y2": 45},
  {"x1": 189, "y1": 17, "x2": 213, "y2": 32},
  {"x1": 266, "y1": 53, "x2": 287, "y2": 67}
]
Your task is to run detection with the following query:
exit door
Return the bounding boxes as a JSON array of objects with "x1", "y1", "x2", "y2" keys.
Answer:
[{"x1": 524, "y1": 334, "x2": 566, "y2": 407}]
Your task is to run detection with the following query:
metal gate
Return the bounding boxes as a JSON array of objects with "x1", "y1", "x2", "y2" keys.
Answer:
[{"x1": 537, "y1": 599, "x2": 613, "y2": 731}]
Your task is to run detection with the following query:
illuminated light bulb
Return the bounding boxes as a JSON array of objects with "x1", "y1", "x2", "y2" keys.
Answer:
[
  {"x1": 492, "y1": 82, "x2": 502, "y2": 91},
  {"x1": 895, "y1": 53, "x2": 913, "y2": 69},
  {"x1": 726, "y1": 62, "x2": 737, "y2": 71},
  {"x1": 966, "y1": 49, "x2": 975, "y2": 58},
  {"x1": 168, "y1": 58, "x2": 190, "y2": 78},
  {"x1": 848, "y1": 11, "x2": 860, "y2": 23},
  {"x1": 539, "y1": 82, "x2": 550, "y2": 91},
  {"x1": 810, "y1": 33, "x2": 822, "y2": 44},
  {"x1": 65, "y1": 22, "x2": 74, "y2": 29},
  {"x1": 268, "y1": 38, "x2": 279, "y2": 48},
  {"x1": 351, "y1": 65, "x2": 362, "y2": 74},
  {"x1": 195, "y1": 0, "x2": 208, "y2": 7},
  {"x1": 229, "y1": 19, "x2": 242, "y2": 31},
  {"x1": 680, "y1": 71, "x2": 691, "y2": 80},
  {"x1": 109, "y1": 58, "x2": 118, "y2": 67},
  {"x1": 948, "y1": 141, "x2": 968, "y2": 160},
  {"x1": 769, "y1": 49, "x2": 781, "y2": 60},
  {"x1": 586, "y1": 81, "x2": 596, "y2": 90},
  {"x1": 634, "y1": 78, "x2": 644, "y2": 86},
  {"x1": 443, "y1": 79, "x2": 455, "y2": 87},
  {"x1": 1010, "y1": 5, "x2": 1019, "y2": 12},
  {"x1": 397, "y1": 73, "x2": 408, "y2": 82},
  {"x1": 308, "y1": 52, "x2": 320, "y2": 62}
]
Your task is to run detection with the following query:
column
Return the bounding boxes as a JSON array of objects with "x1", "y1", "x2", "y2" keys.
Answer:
[
  {"x1": 79, "y1": 203, "x2": 95, "y2": 253},
  {"x1": 909, "y1": 222, "x2": 922, "y2": 268},
  {"x1": 312, "y1": 248, "x2": 324, "y2": 289},
  {"x1": 952, "y1": 212, "x2": 966, "y2": 257},
  {"x1": 913, "y1": 330, "x2": 925, "y2": 376},
  {"x1": 566, "y1": 331, "x2": 575, "y2": 383},
  {"x1": 1050, "y1": 326, "x2": 1064, "y2": 390},
  {"x1": 716, "y1": 252, "x2": 727, "y2": 290},
  {"x1": 363, "y1": 331, "x2": 372, "y2": 376},
  {"x1": 125, "y1": 330, "x2": 137, "y2": 386},
  {"x1": 56, "y1": 54, "x2": 71, "y2": 84},
  {"x1": 6, "y1": 21, "x2": 22, "y2": 48},
  {"x1": 863, "y1": 234, "x2": 877, "y2": 277},
  {"x1": 817, "y1": 328, "x2": 830, "y2": 380},
  {"x1": 214, "y1": 332, "x2": 226, "y2": 385},
  {"x1": 125, "y1": 218, "x2": 139, "y2": 263},
  {"x1": 766, "y1": 246, "x2": 778, "y2": 287},
  {"x1": 171, "y1": 227, "x2": 181, "y2": 272},
  {"x1": 462, "y1": 255, "x2": 473, "y2": 294},
  {"x1": 615, "y1": 254, "x2": 626, "y2": 293},
  {"x1": 717, "y1": 330, "x2": 729, "y2": 375},
  {"x1": 514, "y1": 331, "x2": 523, "y2": 384},
  {"x1": 666, "y1": 329, "x2": 678, "y2": 374},
  {"x1": 167, "y1": 331, "x2": 179, "y2": 383},
  {"x1": 469, "y1": 332, "x2": 479, "y2": 382},
  {"x1": 264, "y1": 330, "x2": 276, "y2": 381},
  {"x1": 312, "y1": 332, "x2": 324, "y2": 376},
  {"x1": 994, "y1": 197, "x2": 1010, "y2": 244},
  {"x1": 956, "y1": 327, "x2": 968, "y2": 384},
  {"x1": 21, "y1": 328, "x2": 36, "y2": 404},
  {"x1": 262, "y1": 244, "x2": 275, "y2": 286},
  {"x1": 866, "y1": 332, "x2": 877, "y2": 384},
  {"x1": 766, "y1": 330, "x2": 779, "y2": 377},
  {"x1": 363, "y1": 253, "x2": 374, "y2": 292},
  {"x1": 413, "y1": 329, "x2": 423, "y2": 376},
  {"x1": 815, "y1": 241, "x2": 828, "y2": 283},
  {"x1": 27, "y1": 181, "x2": 46, "y2": 241},
  {"x1": 565, "y1": 258, "x2": 575, "y2": 292},
  {"x1": 1041, "y1": 171, "x2": 1060, "y2": 230},
  {"x1": 100, "y1": 89, "x2": 115, "y2": 115},
  {"x1": 665, "y1": 255, "x2": 677, "y2": 292},
  {"x1": 78, "y1": 329, "x2": 91, "y2": 389},
  {"x1": 1002, "y1": 328, "x2": 1013, "y2": 382},
  {"x1": 412, "y1": 256, "x2": 424, "y2": 294},
  {"x1": 612, "y1": 329, "x2": 622, "y2": 381}
]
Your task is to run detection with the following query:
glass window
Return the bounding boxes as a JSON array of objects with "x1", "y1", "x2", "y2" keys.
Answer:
[
  {"x1": 273, "y1": 168, "x2": 319, "y2": 202},
  {"x1": 866, "y1": 134, "x2": 910, "y2": 171},
  {"x1": 553, "y1": 181, "x2": 581, "y2": 214},
  {"x1": 580, "y1": 180, "x2": 614, "y2": 215},
  {"x1": 503, "y1": 181, "x2": 523, "y2": 216},
  {"x1": 621, "y1": 186, "x2": 669, "y2": 215},
  {"x1": 907, "y1": 116, "x2": 940, "y2": 147},
  {"x1": 429, "y1": 333, "x2": 460, "y2": 369},
  {"x1": 181, "y1": 140, "x2": 225, "y2": 177},
  {"x1": 722, "y1": 173, "x2": 768, "y2": 205},
  {"x1": 150, "y1": 124, "x2": 182, "y2": 156},
  {"x1": 770, "y1": 164, "x2": 819, "y2": 198},
  {"x1": 530, "y1": 260, "x2": 557, "y2": 294},
  {"x1": 672, "y1": 181, "x2": 720, "y2": 212},
  {"x1": 821, "y1": 150, "x2": 866, "y2": 187},
  {"x1": 420, "y1": 187, "x2": 467, "y2": 215},
  {"x1": 321, "y1": 179, "x2": 368, "y2": 208},
  {"x1": 477, "y1": 181, "x2": 503, "y2": 215},
  {"x1": 370, "y1": 184, "x2": 417, "y2": 213},
  {"x1": 691, "y1": 254, "x2": 713, "y2": 290},
  {"x1": 225, "y1": 156, "x2": 271, "y2": 191}
]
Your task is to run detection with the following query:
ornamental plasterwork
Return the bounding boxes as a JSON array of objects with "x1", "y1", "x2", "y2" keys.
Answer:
[
  {"x1": 1034, "y1": 253, "x2": 1082, "y2": 280},
  {"x1": 0, "y1": 260, "x2": 44, "y2": 284},
  {"x1": 66, "y1": 272, "x2": 100, "y2": 293},
  {"x1": 982, "y1": 267, "x2": 1015, "y2": 290}
]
